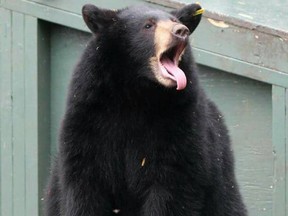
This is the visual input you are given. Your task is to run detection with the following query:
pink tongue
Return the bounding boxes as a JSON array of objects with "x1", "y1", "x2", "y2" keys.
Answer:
[{"x1": 160, "y1": 57, "x2": 187, "y2": 90}]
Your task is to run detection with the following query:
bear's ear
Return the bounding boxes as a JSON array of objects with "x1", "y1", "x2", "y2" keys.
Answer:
[
  {"x1": 82, "y1": 4, "x2": 118, "y2": 34},
  {"x1": 171, "y1": 4, "x2": 203, "y2": 34}
]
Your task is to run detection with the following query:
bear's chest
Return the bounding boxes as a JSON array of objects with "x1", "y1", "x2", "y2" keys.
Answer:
[
  {"x1": 86, "y1": 103, "x2": 210, "y2": 191},
  {"x1": 94, "y1": 112, "x2": 198, "y2": 191}
]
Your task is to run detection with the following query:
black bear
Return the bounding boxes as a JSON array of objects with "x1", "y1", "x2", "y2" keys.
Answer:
[{"x1": 44, "y1": 3, "x2": 247, "y2": 216}]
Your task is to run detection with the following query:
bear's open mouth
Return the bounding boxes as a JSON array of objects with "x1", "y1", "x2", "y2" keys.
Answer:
[
  {"x1": 159, "y1": 41, "x2": 187, "y2": 90},
  {"x1": 160, "y1": 42, "x2": 186, "y2": 65}
]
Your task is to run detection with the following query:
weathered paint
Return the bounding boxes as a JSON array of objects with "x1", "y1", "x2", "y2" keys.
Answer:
[
  {"x1": 286, "y1": 89, "x2": 288, "y2": 214},
  {"x1": 0, "y1": 8, "x2": 13, "y2": 216},
  {"x1": 23, "y1": 0, "x2": 145, "y2": 15},
  {"x1": 207, "y1": 18, "x2": 229, "y2": 28},
  {"x1": 147, "y1": 0, "x2": 288, "y2": 38},
  {"x1": 24, "y1": 15, "x2": 39, "y2": 216},
  {"x1": 0, "y1": 15, "x2": 54, "y2": 216},
  {"x1": 12, "y1": 11, "x2": 26, "y2": 216},
  {"x1": 272, "y1": 86, "x2": 286, "y2": 216},
  {"x1": 2, "y1": 0, "x2": 147, "y2": 32},
  {"x1": 49, "y1": 24, "x2": 91, "y2": 156},
  {"x1": 193, "y1": 17, "x2": 288, "y2": 75},
  {"x1": 199, "y1": 66, "x2": 273, "y2": 216},
  {"x1": 37, "y1": 21, "x2": 52, "y2": 214},
  {"x1": 193, "y1": 48, "x2": 288, "y2": 88}
]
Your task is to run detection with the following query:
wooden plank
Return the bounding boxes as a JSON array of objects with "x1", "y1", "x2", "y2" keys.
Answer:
[
  {"x1": 147, "y1": 0, "x2": 288, "y2": 38},
  {"x1": 24, "y1": 15, "x2": 39, "y2": 216},
  {"x1": 286, "y1": 89, "x2": 288, "y2": 214},
  {"x1": 0, "y1": 7, "x2": 13, "y2": 216},
  {"x1": 6, "y1": 0, "x2": 86, "y2": 32},
  {"x1": 272, "y1": 85, "x2": 286, "y2": 216},
  {"x1": 3, "y1": 0, "x2": 146, "y2": 33},
  {"x1": 11, "y1": 11, "x2": 26, "y2": 216},
  {"x1": 199, "y1": 66, "x2": 273, "y2": 215},
  {"x1": 19, "y1": 0, "x2": 145, "y2": 15},
  {"x1": 192, "y1": 17, "x2": 288, "y2": 74},
  {"x1": 49, "y1": 24, "x2": 90, "y2": 155},
  {"x1": 37, "y1": 20, "x2": 51, "y2": 212},
  {"x1": 194, "y1": 48, "x2": 288, "y2": 88}
]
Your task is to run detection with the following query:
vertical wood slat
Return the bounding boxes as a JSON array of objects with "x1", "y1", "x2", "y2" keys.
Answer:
[
  {"x1": 0, "y1": 12, "x2": 51, "y2": 216},
  {"x1": 286, "y1": 89, "x2": 288, "y2": 214},
  {"x1": 0, "y1": 10, "x2": 41, "y2": 216},
  {"x1": 0, "y1": 8, "x2": 13, "y2": 216},
  {"x1": 12, "y1": 11, "x2": 26, "y2": 216},
  {"x1": 24, "y1": 15, "x2": 39, "y2": 216},
  {"x1": 272, "y1": 85, "x2": 286, "y2": 216},
  {"x1": 37, "y1": 21, "x2": 51, "y2": 215}
]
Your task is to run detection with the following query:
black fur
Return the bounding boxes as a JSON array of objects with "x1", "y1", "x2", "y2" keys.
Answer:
[{"x1": 44, "y1": 4, "x2": 247, "y2": 216}]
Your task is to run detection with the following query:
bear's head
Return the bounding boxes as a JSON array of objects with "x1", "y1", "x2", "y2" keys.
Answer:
[{"x1": 82, "y1": 3, "x2": 202, "y2": 91}]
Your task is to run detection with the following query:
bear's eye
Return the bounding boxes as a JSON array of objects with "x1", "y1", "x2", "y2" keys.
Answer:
[
  {"x1": 171, "y1": 18, "x2": 177, "y2": 22},
  {"x1": 144, "y1": 23, "x2": 153, "y2": 29}
]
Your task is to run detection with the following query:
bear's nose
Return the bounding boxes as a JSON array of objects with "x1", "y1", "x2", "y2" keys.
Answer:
[{"x1": 172, "y1": 24, "x2": 190, "y2": 39}]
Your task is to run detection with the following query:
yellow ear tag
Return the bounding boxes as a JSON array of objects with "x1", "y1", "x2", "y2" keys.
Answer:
[{"x1": 193, "y1": 8, "x2": 205, "y2": 16}]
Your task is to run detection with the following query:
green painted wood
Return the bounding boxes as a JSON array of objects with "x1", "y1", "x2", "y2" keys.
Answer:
[
  {"x1": 193, "y1": 48, "x2": 288, "y2": 88},
  {"x1": 272, "y1": 85, "x2": 286, "y2": 216},
  {"x1": 3, "y1": 0, "x2": 147, "y2": 33},
  {"x1": 0, "y1": 8, "x2": 13, "y2": 216},
  {"x1": 199, "y1": 66, "x2": 273, "y2": 215},
  {"x1": 173, "y1": 0, "x2": 288, "y2": 33},
  {"x1": 11, "y1": 11, "x2": 26, "y2": 216},
  {"x1": 0, "y1": 27, "x2": 1, "y2": 216},
  {"x1": 192, "y1": 17, "x2": 288, "y2": 74},
  {"x1": 27, "y1": 0, "x2": 145, "y2": 13},
  {"x1": 5, "y1": 0, "x2": 86, "y2": 32},
  {"x1": 286, "y1": 89, "x2": 288, "y2": 214},
  {"x1": 37, "y1": 21, "x2": 52, "y2": 215},
  {"x1": 0, "y1": 10, "x2": 49, "y2": 216},
  {"x1": 147, "y1": 0, "x2": 288, "y2": 38},
  {"x1": 24, "y1": 15, "x2": 39, "y2": 216},
  {"x1": 50, "y1": 24, "x2": 90, "y2": 155}
]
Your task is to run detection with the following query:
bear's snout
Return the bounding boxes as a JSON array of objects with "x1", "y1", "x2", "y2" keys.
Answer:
[{"x1": 172, "y1": 24, "x2": 190, "y2": 40}]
